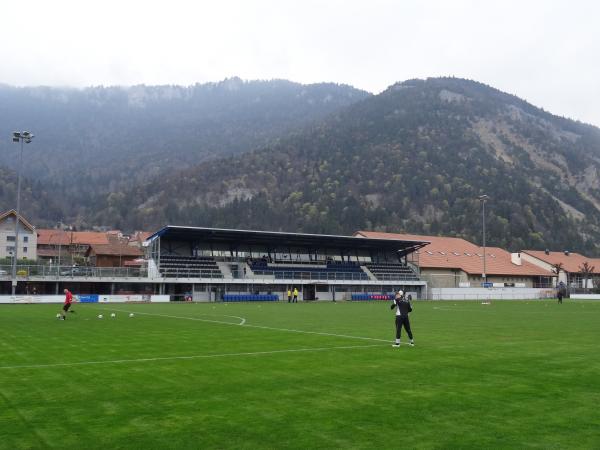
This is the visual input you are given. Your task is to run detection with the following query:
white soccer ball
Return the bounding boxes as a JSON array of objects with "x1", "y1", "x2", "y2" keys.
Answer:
[
  {"x1": 56, "y1": 313, "x2": 61, "y2": 318},
  {"x1": 129, "y1": 313, "x2": 134, "y2": 317},
  {"x1": 98, "y1": 314, "x2": 103, "y2": 319},
  {"x1": 110, "y1": 313, "x2": 116, "y2": 318}
]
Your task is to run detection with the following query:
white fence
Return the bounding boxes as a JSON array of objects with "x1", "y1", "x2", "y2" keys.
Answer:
[
  {"x1": 569, "y1": 294, "x2": 600, "y2": 300},
  {"x1": 431, "y1": 287, "x2": 555, "y2": 300}
]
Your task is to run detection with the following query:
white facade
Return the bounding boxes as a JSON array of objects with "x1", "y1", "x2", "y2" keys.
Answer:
[{"x1": 0, "y1": 211, "x2": 37, "y2": 260}]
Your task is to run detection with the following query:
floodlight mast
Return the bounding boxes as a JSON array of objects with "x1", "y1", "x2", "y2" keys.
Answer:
[
  {"x1": 478, "y1": 194, "x2": 489, "y2": 284},
  {"x1": 10, "y1": 131, "x2": 34, "y2": 295}
]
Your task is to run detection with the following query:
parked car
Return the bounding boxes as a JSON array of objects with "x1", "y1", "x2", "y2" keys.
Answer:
[{"x1": 59, "y1": 266, "x2": 93, "y2": 277}]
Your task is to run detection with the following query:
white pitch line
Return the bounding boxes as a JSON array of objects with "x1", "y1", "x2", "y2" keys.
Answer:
[
  {"x1": 97, "y1": 307, "x2": 390, "y2": 343},
  {"x1": 96, "y1": 307, "x2": 246, "y2": 326},
  {"x1": 0, "y1": 343, "x2": 384, "y2": 370}
]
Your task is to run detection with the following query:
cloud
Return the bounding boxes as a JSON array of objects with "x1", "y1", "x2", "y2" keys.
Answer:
[{"x1": 0, "y1": 0, "x2": 598, "y2": 125}]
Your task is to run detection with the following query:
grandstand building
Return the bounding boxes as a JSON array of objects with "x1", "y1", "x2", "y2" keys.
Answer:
[
  {"x1": 145, "y1": 226, "x2": 429, "y2": 301},
  {"x1": 1, "y1": 226, "x2": 429, "y2": 299}
]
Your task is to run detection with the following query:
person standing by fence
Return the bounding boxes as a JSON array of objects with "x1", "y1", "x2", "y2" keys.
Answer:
[{"x1": 557, "y1": 282, "x2": 566, "y2": 304}]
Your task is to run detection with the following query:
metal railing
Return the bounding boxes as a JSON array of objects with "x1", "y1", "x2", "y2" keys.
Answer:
[
  {"x1": 0, "y1": 265, "x2": 147, "y2": 278},
  {"x1": 0, "y1": 264, "x2": 423, "y2": 282}
]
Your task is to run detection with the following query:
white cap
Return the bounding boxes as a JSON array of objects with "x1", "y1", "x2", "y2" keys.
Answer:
[{"x1": 397, "y1": 290, "x2": 403, "y2": 296}]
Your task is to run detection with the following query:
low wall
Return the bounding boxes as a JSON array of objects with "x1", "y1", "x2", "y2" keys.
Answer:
[
  {"x1": 0, "y1": 294, "x2": 170, "y2": 304},
  {"x1": 569, "y1": 294, "x2": 600, "y2": 300},
  {"x1": 431, "y1": 287, "x2": 554, "y2": 300}
]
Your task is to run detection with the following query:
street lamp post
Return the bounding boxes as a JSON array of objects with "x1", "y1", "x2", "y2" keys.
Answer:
[
  {"x1": 10, "y1": 131, "x2": 34, "y2": 295},
  {"x1": 478, "y1": 194, "x2": 489, "y2": 285}
]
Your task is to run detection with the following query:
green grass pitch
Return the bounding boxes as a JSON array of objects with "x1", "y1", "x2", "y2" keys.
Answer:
[{"x1": 1, "y1": 300, "x2": 599, "y2": 449}]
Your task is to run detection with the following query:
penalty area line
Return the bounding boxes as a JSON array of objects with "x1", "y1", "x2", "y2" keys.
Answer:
[{"x1": 0, "y1": 343, "x2": 385, "y2": 370}]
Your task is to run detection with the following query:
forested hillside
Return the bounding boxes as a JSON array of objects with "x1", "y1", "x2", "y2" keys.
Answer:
[
  {"x1": 100, "y1": 78, "x2": 600, "y2": 254},
  {"x1": 0, "y1": 78, "x2": 368, "y2": 223}
]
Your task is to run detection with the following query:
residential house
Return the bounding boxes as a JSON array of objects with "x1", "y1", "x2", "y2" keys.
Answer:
[
  {"x1": 0, "y1": 210, "x2": 37, "y2": 260},
  {"x1": 86, "y1": 242, "x2": 143, "y2": 267},
  {"x1": 521, "y1": 250, "x2": 600, "y2": 289},
  {"x1": 37, "y1": 229, "x2": 109, "y2": 264},
  {"x1": 355, "y1": 231, "x2": 554, "y2": 288}
]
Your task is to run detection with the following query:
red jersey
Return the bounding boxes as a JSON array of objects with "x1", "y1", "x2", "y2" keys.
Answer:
[{"x1": 64, "y1": 290, "x2": 73, "y2": 304}]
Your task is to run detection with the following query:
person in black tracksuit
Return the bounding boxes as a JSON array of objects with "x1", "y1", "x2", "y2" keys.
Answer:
[
  {"x1": 557, "y1": 282, "x2": 566, "y2": 304},
  {"x1": 391, "y1": 290, "x2": 414, "y2": 347}
]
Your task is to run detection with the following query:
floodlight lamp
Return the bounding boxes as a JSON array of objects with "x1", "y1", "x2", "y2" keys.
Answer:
[
  {"x1": 12, "y1": 137, "x2": 19, "y2": 142},
  {"x1": 21, "y1": 131, "x2": 30, "y2": 137},
  {"x1": 13, "y1": 131, "x2": 20, "y2": 138}
]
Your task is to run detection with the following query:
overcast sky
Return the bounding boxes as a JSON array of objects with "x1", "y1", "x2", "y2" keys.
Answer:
[{"x1": 1, "y1": 0, "x2": 598, "y2": 126}]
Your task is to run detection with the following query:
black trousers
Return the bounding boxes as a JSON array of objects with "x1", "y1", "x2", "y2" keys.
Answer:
[{"x1": 395, "y1": 316, "x2": 413, "y2": 340}]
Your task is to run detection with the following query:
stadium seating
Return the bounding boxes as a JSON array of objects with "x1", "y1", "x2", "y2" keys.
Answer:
[
  {"x1": 364, "y1": 262, "x2": 419, "y2": 281},
  {"x1": 250, "y1": 259, "x2": 369, "y2": 281},
  {"x1": 159, "y1": 255, "x2": 223, "y2": 278}
]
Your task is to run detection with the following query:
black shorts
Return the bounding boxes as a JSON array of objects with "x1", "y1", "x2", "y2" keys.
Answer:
[{"x1": 63, "y1": 303, "x2": 71, "y2": 312}]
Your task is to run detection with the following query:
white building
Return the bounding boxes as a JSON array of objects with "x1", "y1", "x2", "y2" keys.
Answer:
[{"x1": 0, "y1": 210, "x2": 37, "y2": 261}]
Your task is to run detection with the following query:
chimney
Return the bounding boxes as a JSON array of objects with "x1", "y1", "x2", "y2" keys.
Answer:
[
  {"x1": 511, "y1": 252, "x2": 522, "y2": 266},
  {"x1": 545, "y1": 249, "x2": 550, "y2": 255}
]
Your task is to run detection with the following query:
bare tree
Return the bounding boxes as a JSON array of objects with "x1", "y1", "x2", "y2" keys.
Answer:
[
  {"x1": 551, "y1": 262, "x2": 564, "y2": 287},
  {"x1": 579, "y1": 261, "x2": 595, "y2": 293}
]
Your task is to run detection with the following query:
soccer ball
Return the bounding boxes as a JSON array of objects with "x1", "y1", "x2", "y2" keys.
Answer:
[
  {"x1": 56, "y1": 313, "x2": 61, "y2": 318},
  {"x1": 98, "y1": 314, "x2": 103, "y2": 319},
  {"x1": 110, "y1": 313, "x2": 116, "y2": 318},
  {"x1": 129, "y1": 313, "x2": 134, "y2": 318}
]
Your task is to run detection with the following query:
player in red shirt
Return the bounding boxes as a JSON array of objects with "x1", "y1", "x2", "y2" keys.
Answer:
[{"x1": 59, "y1": 288, "x2": 76, "y2": 320}]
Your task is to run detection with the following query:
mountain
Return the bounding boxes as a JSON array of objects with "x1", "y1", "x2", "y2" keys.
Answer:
[
  {"x1": 102, "y1": 77, "x2": 600, "y2": 254},
  {"x1": 0, "y1": 78, "x2": 369, "y2": 223}
]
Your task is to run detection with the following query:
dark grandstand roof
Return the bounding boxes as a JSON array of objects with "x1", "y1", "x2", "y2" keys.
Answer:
[{"x1": 146, "y1": 226, "x2": 429, "y2": 256}]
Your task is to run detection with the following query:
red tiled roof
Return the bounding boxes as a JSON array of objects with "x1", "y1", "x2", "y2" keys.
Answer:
[
  {"x1": 356, "y1": 231, "x2": 552, "y2": 276},
  {"x1": 37, "y1": 229, "x2": 109, "y2": 246},
  {"x1": 522, "y1": 250, "x2": 600, "y2": 274},
  {"x1": 87, "y1": 243, "x2": 143, "y2": 257}
]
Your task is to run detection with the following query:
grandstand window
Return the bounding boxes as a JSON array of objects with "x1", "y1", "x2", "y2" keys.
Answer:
[
  {"x1": 426, "y1": 251, "x2": 433, "y2": 255},
  {"x1": 316, "y1": 250, "x2": 327, "y2": 261},
  {"x1": 290, "y1": 248, "x2": 310, "y2": 262},
  {"x1": 275, "y1": 246, "x2": 291, "y2": 261},
  {"x1": 452, "y1": 252, "x2": 460, "y2": 256},
  {"x1": 465, "y1": 252, "x2": 472, "y2": 256},
  {"x1": 439, "y1": 251, "x2": 446, "y2": 255}
]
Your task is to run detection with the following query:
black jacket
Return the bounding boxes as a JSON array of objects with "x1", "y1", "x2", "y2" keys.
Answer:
[{"x1": 391, "y1": 298, "x2": 413, "y2": 316}]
